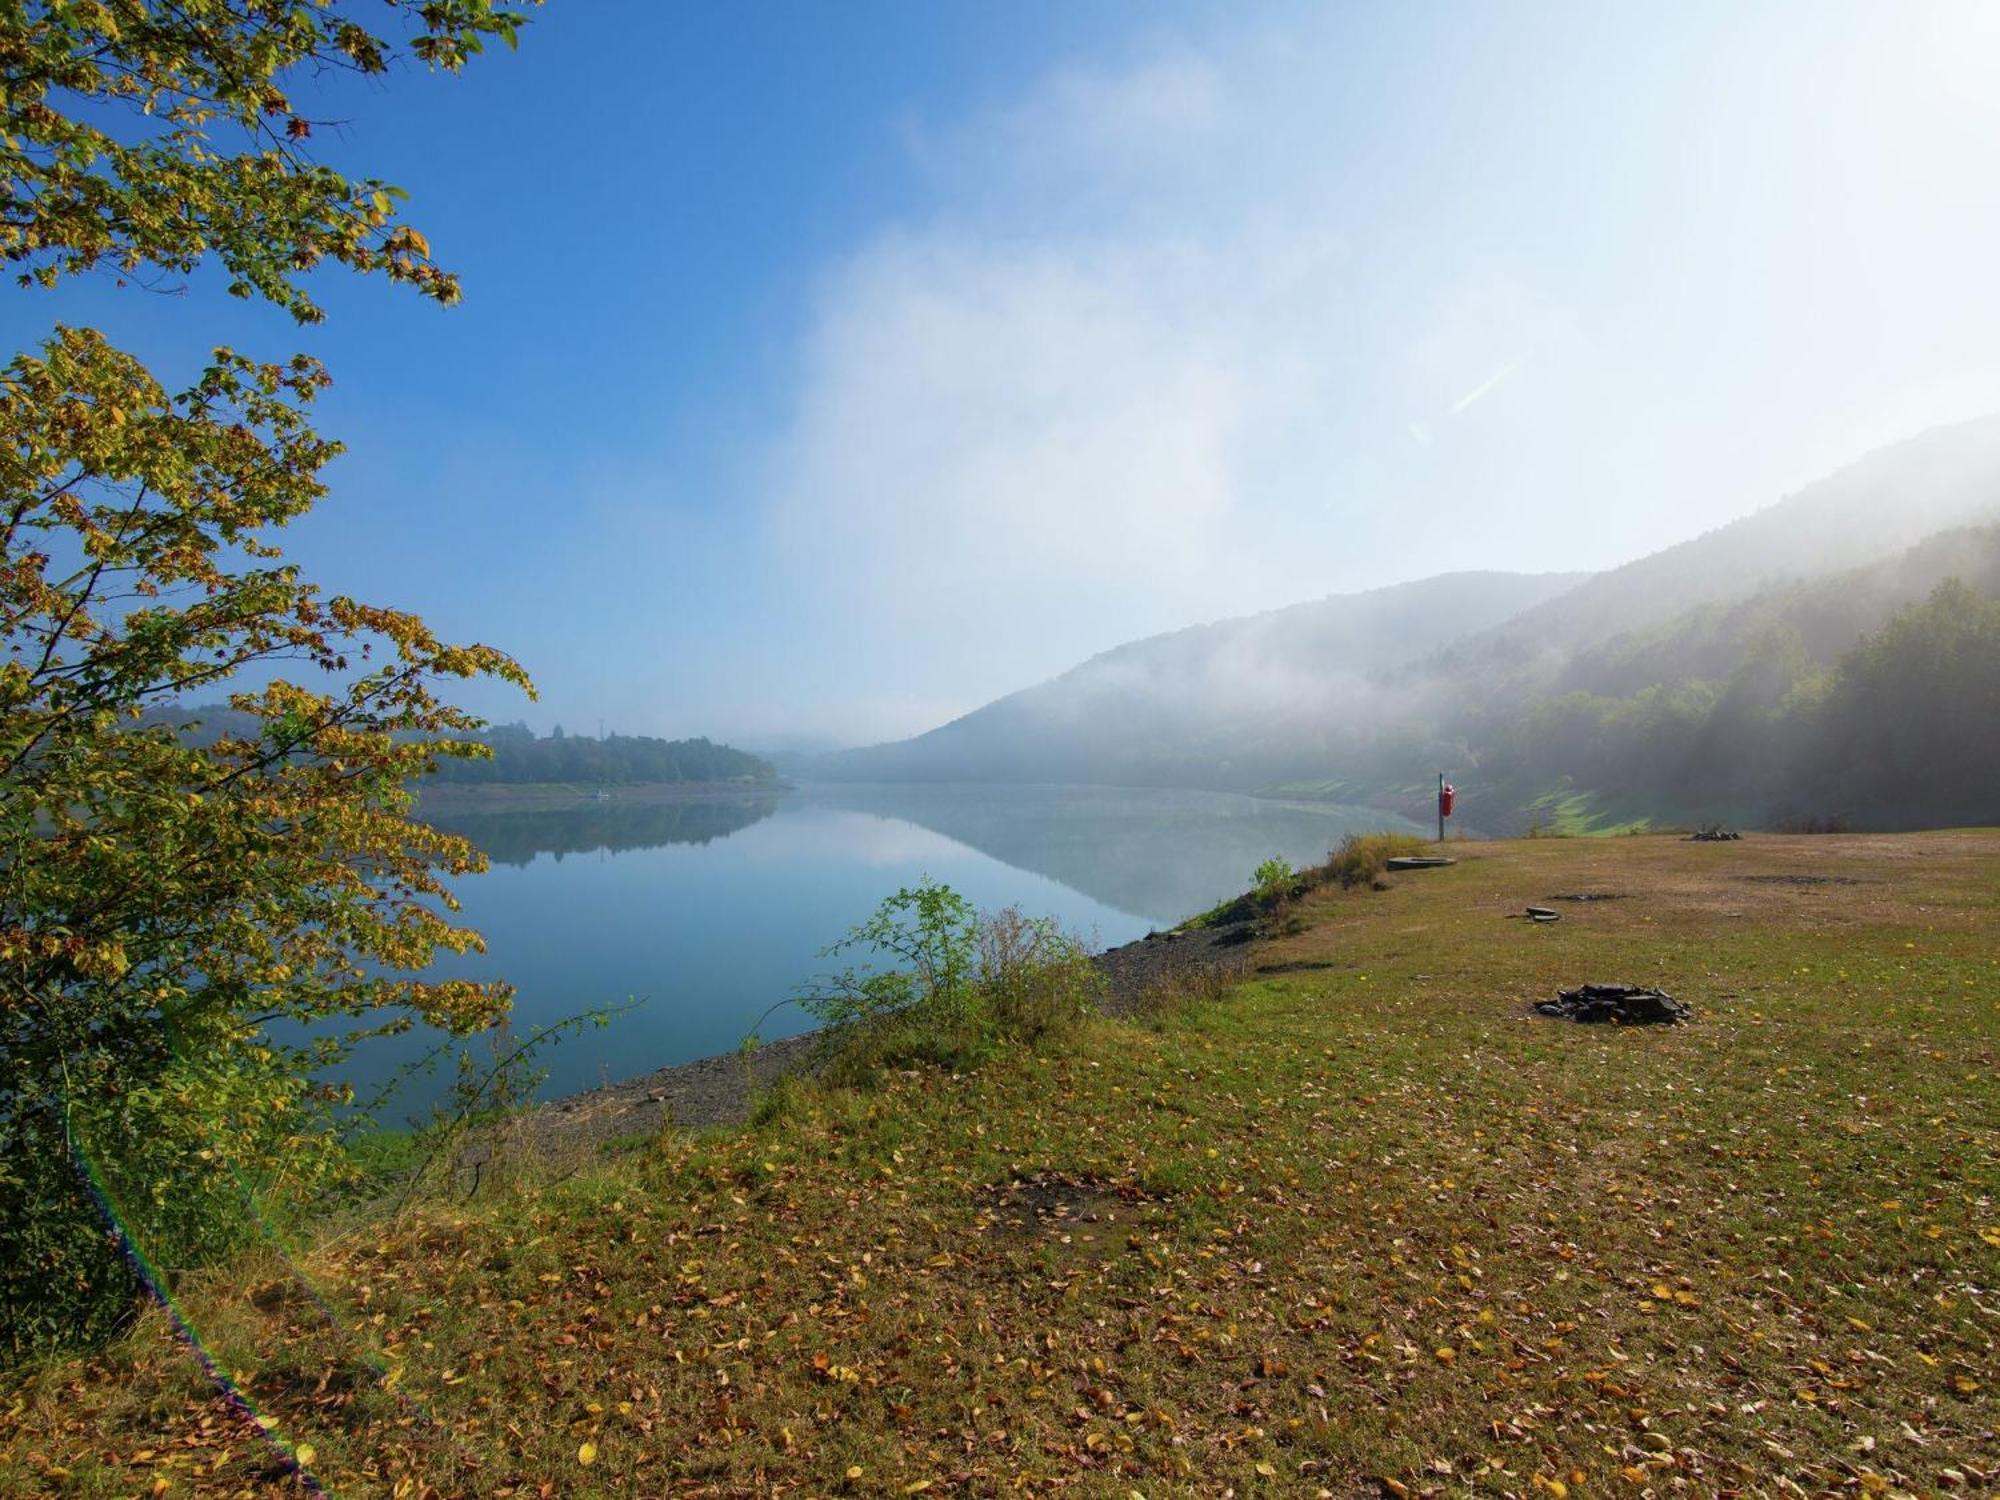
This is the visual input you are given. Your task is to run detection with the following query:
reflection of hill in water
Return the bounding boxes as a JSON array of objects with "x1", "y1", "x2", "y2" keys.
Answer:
[
  {"x1": 423, "y1": 796, "x2": 779, "y2": 867},
  {"x1": 804, "y1": 784, "x2": 1419, "y2": 925}
]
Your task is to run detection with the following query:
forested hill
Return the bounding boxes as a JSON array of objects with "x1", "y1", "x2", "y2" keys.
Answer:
[
  {"x1": 426, "y1": 724, "x2": 777, "y2": 786},
  {"x1": 1469, "y1": 544, "x2": 2000, "y2": 832},
  {"x1": 147, "y1": 709, "x2": 778, "y2": 788}
]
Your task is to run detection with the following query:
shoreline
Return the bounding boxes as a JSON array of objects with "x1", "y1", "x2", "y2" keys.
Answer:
[
  {"x1": 412, "y1": 779, "x2": 788, "y2": 813},
  {"x1": 515, "y1": 911, "x2": 1265, "y2": 1152}
]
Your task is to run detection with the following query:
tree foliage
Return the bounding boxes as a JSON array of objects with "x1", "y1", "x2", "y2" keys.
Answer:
[
  {"x1": 3, "y1": 0, "x2": 530, "y2": 319},
  {"x1": 1, "y1": 1, "x2": 537, "y2": 1352}
]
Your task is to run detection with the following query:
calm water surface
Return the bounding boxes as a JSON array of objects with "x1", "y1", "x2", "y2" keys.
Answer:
[{"x1": 358, "y1": 784, "x2": 1419, "y2": 1119}]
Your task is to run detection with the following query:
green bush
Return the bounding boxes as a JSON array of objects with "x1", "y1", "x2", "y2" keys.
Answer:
[
  {"x1": 795, "y1": 881, "x2": 1099, "y2": 1083},
  {"x1": 1251, "y1": 857, "x2": 1294, "y2": 900},
  {"x1": 976, "y1": 906, "x2": 1102, "y2": 1046}
]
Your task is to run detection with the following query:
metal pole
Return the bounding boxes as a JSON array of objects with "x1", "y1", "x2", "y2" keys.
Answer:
[{"x1": 1438, "y1": 770, "x2": 1444, "y2": 843}]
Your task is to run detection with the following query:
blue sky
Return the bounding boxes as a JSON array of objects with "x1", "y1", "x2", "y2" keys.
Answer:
[{"x1": 11, "y1": 1, "x2": 2000, "y2": 747}]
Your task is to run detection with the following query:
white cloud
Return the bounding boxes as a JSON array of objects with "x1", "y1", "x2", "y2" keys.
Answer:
[{"x1": 747, "y1": 1, "x2": 2000, "y2": 744}]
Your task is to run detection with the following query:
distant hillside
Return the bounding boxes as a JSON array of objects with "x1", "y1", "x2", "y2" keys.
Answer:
[
  {"x1": 822, "y1": 415, "x2": 2000, "y2": 830},
  {"x1": 1550, "y1": 524, "x2": 2000, "y2": 701},
  {"x1": 1435, "y1": 413, "x2": 2000, "y2": 686},
  {"x1": 1464, "y1": 527, "x2": 2000, "y2": 832},
  {"x1": 822, "y1": 571, "x2": 1588, "y2": 789}
]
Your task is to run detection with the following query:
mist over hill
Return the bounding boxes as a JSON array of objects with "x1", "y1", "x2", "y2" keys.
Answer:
[
  {"x1": 821, "y1": 417, "x2": 2000, "y2": 830},
  {"x1": 822, "y1": 571, "x2": 1586, "y2": 789},
  {"x1": 1429, "y1": 413, "x2": 2000, "y2": 690}
]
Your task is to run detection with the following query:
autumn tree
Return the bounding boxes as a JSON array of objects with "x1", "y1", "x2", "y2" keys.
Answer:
[{"x1": 2, "y1": 1, "x2": 539, "y2": 1352}]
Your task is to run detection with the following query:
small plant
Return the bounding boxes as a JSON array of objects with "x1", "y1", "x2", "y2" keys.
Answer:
[
  {"x1": 1252, "y1": 856, "x2": 1294, "y2": 900},
  {"x1": 798, "y1": 879, "x2": 981, "y2": 1036}
]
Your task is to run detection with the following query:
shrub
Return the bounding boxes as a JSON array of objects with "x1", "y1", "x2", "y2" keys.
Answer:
[
  {"x1": 977, "y1": 906, "x2": 1102, "y2": 1046},
  {"x1": 1251, "y1": 857, "x2": 1294, "y2": 900},
  {"x1": 793, "y1": 882, "x2": 1099, "y2": 1083}
]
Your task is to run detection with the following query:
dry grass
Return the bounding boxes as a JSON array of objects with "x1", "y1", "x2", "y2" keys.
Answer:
[
  {"x1": 1324, "y1": 831, "x2": 1432, "y2": 889},
  {"x1": 5, "y1": 831, "x2": 1997, "y2": 1498}
]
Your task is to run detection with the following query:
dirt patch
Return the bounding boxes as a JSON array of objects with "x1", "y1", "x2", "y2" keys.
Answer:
[
  {"x1": 976, "y1": 1174, "x2": 1154, "y2": 1256},
  {"x1": 1547, "y1": 892, "x2": 1627, "y2": 902},
  {"x1": 1735, "y1": 874, "x2": 1865, "y2": 887}
]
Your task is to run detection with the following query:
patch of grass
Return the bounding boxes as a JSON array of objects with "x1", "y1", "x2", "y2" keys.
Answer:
[
  {"x1": 7, "y1": 832, "x2": 1999, "y2": 1497},
  {"x1": 1324, "y1": 829, "x2": 1430, "y2": 886},
  {"x1": 340, "y1": 1127, "x2": 422, "y2": 1184},
  {"x1": 1123, "y1": 950, "x2": 1242, "y2": 1022}
]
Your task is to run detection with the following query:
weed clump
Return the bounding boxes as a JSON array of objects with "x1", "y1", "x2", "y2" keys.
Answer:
[{"x1": 1326, "y1": 831, "x2": 1430, "y2": 888}]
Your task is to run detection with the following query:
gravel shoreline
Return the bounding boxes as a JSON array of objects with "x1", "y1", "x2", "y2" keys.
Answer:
[{"x1": 513, "y1": 915, "x2": 1263, "y2": 1154}]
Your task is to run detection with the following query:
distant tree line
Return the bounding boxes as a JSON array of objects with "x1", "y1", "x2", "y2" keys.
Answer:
[
  {"x1": 426, "y1": 723, "x2": 779, "y2": 787},
  {"x1": 143, "y1": 709, "x2": 779, "y2": 790}
]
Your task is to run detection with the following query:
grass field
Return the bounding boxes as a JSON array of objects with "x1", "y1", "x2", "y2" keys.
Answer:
[{"x1": 5, "y1": 832, "x2": 1996, "y2": 1497}]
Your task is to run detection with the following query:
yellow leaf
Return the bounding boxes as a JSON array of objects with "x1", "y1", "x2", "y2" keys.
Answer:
[
  {"x1": 577, "y1": 1441, "x2": 598, "y2": 1466},
  {"x1": 1433, "y1": 1347, "x2": 1455, "y2": 1363},
  {"x1": 905, "y1": 1483, "x2": 933, "y2": 1495},
  {"x1": 847, "y1": 1466, "x2": 865, "y2": 1480},
  {"x1": 294, "y1": 1444, "x2": 315, "y2": 1467},
  {"x1": 1256, "y1": 1462, "x2": 1277, "y2": 1477}
]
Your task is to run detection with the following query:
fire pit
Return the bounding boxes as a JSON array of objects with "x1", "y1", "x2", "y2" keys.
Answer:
[{"x1": 1535, "y1": 983, "x2": 1689, "y2": 1025}]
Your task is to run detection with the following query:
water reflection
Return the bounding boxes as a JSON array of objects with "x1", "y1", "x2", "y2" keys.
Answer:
[
  {"x1": 421, "y1": 794, "x2": 780, "y2": 867},
  {"x1": 422, "y1": 784, "x2": 1419, "y2": 925},
  {"x1": 364, "y1": 783, "x2": 1418, "y2": 1113},
  {"x1": 799, "y1": 783, "x2": 1422, "y2": 923}
]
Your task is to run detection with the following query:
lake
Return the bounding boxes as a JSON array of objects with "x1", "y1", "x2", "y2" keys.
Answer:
[{"x1": 354, "y1": 783, "x2": 1420, "y2": 1121}]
